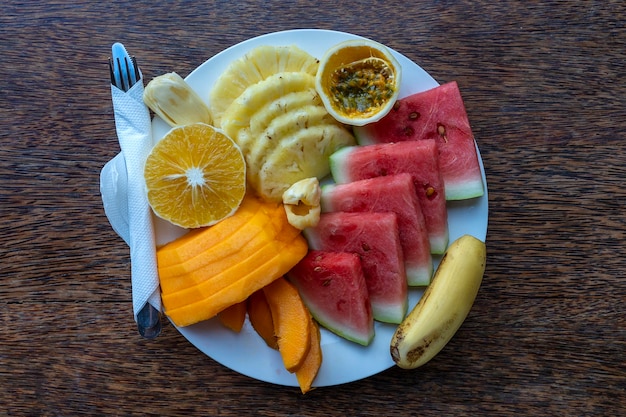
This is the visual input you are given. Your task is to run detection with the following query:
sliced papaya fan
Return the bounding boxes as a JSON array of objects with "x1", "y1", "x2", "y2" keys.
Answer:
[
  {"x1": 156, "y1": 195, "x2": 308, "y2": 327},
  {"x1": 144, "y1": 123, "x2": 246, "y2": 229}
]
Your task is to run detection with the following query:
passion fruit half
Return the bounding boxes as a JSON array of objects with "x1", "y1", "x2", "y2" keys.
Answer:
[{"x1": 315, "y1": 39, "x2": 402, "y2": 126}]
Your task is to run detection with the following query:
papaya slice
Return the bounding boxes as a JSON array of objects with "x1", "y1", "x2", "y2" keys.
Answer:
[
  {"x1": 247, "y1": 290, "x2": 279, "y2": 349},
  {"x1": 295, "y1": 315, "x2": 322, "y2": 394},
  {"x1": 160, "y1": 219, "x2": 302, "y2": 310},
  {"x1": 156, "y1": 194, "x2": 263, "y2": 268},
  {"x1": 164, "y1": 231, "x2": 307, "y2": 327},
  {"x1": 263, "y1": 277, "x2": 311, "y2": 373},
  {"x1": 217, "y1": 300, "x2": 247, "y2": 332},
  {"x1": 157, "y1": 206, "x2": 273, "y2": 281},
  {"x1": 159, "y1": 223, "x2": 284, "y2": 298}
]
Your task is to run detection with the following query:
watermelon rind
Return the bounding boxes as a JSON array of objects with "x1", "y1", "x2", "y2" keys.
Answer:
[{"x1": 327, "y1": 146, "x2": 354, "y2": 184}]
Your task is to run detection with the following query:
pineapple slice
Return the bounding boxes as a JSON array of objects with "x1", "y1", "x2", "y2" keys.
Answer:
[
  {"x1": 248, "y1": 89, "x2": 321, "y2": 142},
  {"x1": 209, "y1": 45, "x2": 319, "y2": 128},
  {"x1": 245, "y1": 104, "x2": 336, "y2": 176},
  {"x1": 220, "y1": 72, "x2": 316, "y2": 142},
  {"x1": 235, "y1": 89, "x2": 320, "y2": 155},
  {"x1": 253, "y1": 124, "x2": 355, "y2": 202}
]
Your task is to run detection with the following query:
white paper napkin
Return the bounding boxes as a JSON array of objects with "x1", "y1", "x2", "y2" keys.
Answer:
[{"x1": 100, "y1": 78, "x2": 162, "y2": 321}]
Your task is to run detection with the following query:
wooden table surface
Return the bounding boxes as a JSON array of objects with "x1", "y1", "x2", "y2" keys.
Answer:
[{"x1": 2, "y1": 1, "x2": 624, "y2": 415}]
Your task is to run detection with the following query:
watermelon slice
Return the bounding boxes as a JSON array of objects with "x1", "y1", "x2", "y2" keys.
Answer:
[
  {"x1": 353, "y1": 81, "x2": 484, "y2": 201},
  {"x1": 304, "y1": 212, "x2": 408, "y2": 324},
  {"x1": 321, "y1": 173, "x2": 433, "y2": 286},
  {"x1": 329, "y1": 139, "x2": 449, "y2": 254},
  {"x1": 287, "y1": 250, "x2": 374, "y2": 346}
]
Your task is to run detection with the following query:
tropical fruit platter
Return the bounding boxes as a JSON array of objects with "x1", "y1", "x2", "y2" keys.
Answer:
[{"x1": 132, "y1": 29, "x2": 488, "y2": 392}]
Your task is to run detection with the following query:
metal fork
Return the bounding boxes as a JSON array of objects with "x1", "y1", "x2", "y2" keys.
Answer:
[
  {"x1": 108, "y1": 44, "x2": 140, "y2": 93},
  {"x1": 108, "y1": 43, "x2": 162, "y2": 339}
]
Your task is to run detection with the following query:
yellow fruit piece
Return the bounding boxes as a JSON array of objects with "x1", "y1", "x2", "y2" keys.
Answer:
[
  {"x1": 209, "y1": 45, "x2": 319, "y2": 127},
  {"x1": 220, "y1": 72, "x2": 317, "y2": 142},
  {"x1": 282, "y1": 177, "x2": 321, "y2": 230},
  {"x1": 143, "y1": 72, "x2": 213, "y2": 127},
  {"x1": 244, "y1": 104, "x2": 334, "y2": 175},
  {"x1": 248, "y1": 89, "x2": 322, "y2": 138},
  {"x1": 253, "y1": 123, "x2": 354, "y2": 202},
  {"x1": 315, "y1": 39, "x2": 402, "y2": 126},
  {"x1": 220, "y1": 72, "x2": 355, "y2": 202},
  {"x1": 144, "y1": 123, "x2": 246, "y2": 229},
  {"x1": 234, "y1": 88, "x2": 321, "y2": 157},
  {"x1": 390, "y1": 235, "x2": 486, "y2": 369}
]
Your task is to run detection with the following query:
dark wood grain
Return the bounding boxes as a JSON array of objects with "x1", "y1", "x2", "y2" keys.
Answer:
[{"x1": 1, "y1": 0, "x2": 625, "y2": 415}]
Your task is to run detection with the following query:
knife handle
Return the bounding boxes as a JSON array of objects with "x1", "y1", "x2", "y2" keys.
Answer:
[{"x1": 137, "y1": 303, "x2": 162, "y2": 339}]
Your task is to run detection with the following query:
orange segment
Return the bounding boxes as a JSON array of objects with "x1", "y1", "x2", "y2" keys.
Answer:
[{"x1": 144, "y1": 122, "x2": 246, "y2": 228}]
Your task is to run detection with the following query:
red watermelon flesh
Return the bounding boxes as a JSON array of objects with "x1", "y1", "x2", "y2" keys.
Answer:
[
  {"x1": 287, "y1": 250, "x2": 374, "y2": 346},
  {"x1": 304, "y1": 212, "x2": 408, "y2": 324},
  {"x1": 321, "y1": 173, "x2": 433, "y2": 286},
  {"x1": 329, "y1": 139, "x2": 448, "y2": 254},
  {"x1": 353, "y1": 81, "x2": 484, "y2": 201}
]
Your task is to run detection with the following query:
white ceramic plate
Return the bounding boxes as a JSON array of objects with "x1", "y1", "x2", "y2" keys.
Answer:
[{"x1": 151, "y1": 29, "x2": 489, "y2": 388}]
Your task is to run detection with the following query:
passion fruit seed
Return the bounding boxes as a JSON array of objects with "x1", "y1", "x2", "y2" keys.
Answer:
[
  {"x1": 315, "y1": 39, "x2": 402, "y2": 126},
  {"x1": 329, "y1": 58, "x2": 396, "y2": 116}
]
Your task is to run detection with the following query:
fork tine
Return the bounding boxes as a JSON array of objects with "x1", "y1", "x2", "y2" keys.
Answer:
[
  {"x1": 131, "y1": 56, "x2": 140, "y2": 85},
  {"x1": 110, "y1": 43, "x2": 140, "y2": 92},
  {"x1": 123, "y1": 57, "x2": 133, "y2": 91},
  {"x1": 108, "y1": 58, "x2": 116, "y2": 85}
]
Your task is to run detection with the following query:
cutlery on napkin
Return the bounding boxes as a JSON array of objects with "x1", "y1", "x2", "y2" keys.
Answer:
[{"x1": 100, "y1": 43, "x2": 162, "y2": 339}]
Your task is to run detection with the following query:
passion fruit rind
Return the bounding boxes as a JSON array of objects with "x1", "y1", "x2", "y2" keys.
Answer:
[{"x1": 315, "y1": 39, "x2": 402, "y2": 127}]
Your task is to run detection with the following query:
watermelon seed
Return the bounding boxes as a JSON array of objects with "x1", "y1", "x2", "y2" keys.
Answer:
[
  {"x1": 409, "y1": 111, "x2": 420, "y2": 120},
  {"x1": 437, "y1": 123, "x2": 448, "y2": 143},
  {"x1": 403, "y1": 126, "x2": 414, "y2": 136},
  {"x1": 425, "y1": 185, "x2": 437, "y2": 200},
  {"x1": 322, "y1": 279, "x2": 332, "y2": 287}
]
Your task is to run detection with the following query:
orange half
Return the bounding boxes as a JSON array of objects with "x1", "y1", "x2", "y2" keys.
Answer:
[{"x1": 144, "y1": 123, "x2": 246, "y2": 229}]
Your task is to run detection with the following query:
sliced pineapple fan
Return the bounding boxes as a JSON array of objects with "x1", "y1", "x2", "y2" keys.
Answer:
[{"x1": 208, "y1": 45, "x2": 356, "y2": 203}]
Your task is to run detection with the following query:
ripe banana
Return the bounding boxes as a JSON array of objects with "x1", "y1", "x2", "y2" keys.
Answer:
[{"x1": 390, "y1": 234, "x2": 486, "y2": 369}]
